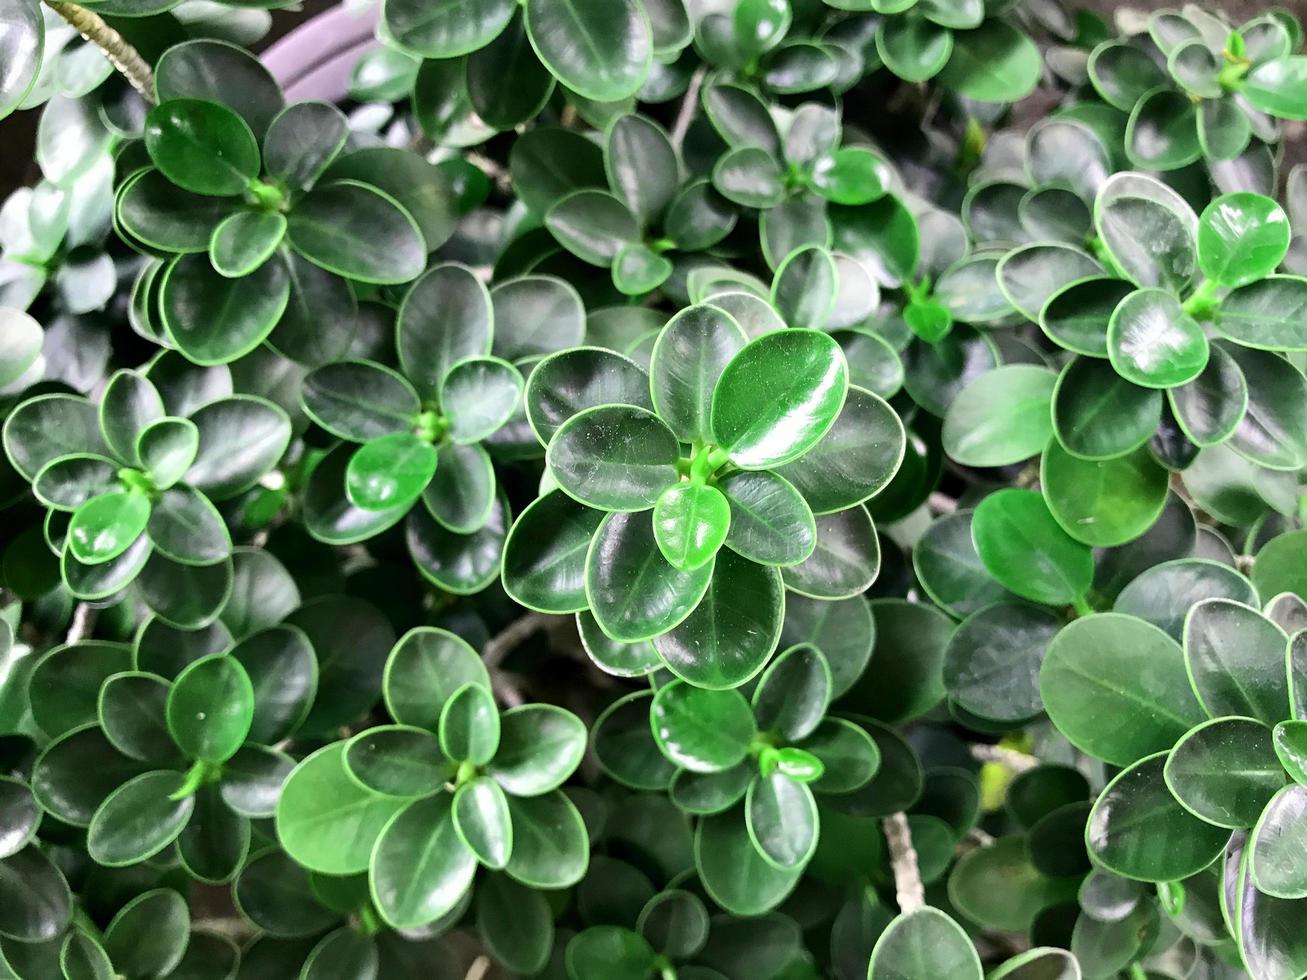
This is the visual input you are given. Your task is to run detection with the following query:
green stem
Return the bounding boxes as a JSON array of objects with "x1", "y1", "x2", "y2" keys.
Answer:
[
  {"x1": 1128, "y1": 964, "x2": 1148, "y2": 980},
  {"x1": 169, "y1": 760, "x2": 208, "y2": 801},
  {"x1": 1182, "y1": 278, "x2": 1221, "y2": 319},
  {"x1": 1071, "y1": 594, "x2": 1094, "y2": 618}
]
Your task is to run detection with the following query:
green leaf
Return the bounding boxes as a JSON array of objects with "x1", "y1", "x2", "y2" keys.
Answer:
[
  {"x1": 138, "y1": 418, "x2": 200, "y2": 490},
  {"x1": 0, "y1": 846, "x2": 71, "y2": 943},
  {"x1": 440, "y1": 356, "x2": 524, "y2": 444},
  {"x1": 227, "y1": 624, "x2": 315, "y2": 744},
  {"x1": 712, "y1": 146, "x2": 785, "y2": 209},
  {"x1": 938, "y1": 21, "x2": 1041, "y2": 102},
  {"x1": 98, "y1": 671, "x2": 183, "y2": 767},
  {"x1": 1182, "y1": 597, "x2": 1289, "y2": 725},
  {"x1": 155, "y1": 39, "x2": 284, "y2": 141},
  {"x1": 524, "y1": 0, "x2": 651, "y2": 102},
  {"x1": 695, "y1": 807, "x2": 801, "y2": 915},
  {"x1": 548, "y1": 405, "x2": 679, "y2": 512},
  {"x1": 276, "y1": 742, "x2": 407, "y2": 875},
  {"x1": 1251, "y1": 784, "x2": 1307, "y2": 898},
  {"x1": 997, "y1": 242, "x2": 1101, "y2": 322},
  {"x1": 545, "y1": 189, "x2": 639, "y2": 265},
  {"x1": 179, "y1": 782, "x2": 250, "y2": 883},
  {"x1": 586, "y1": 511, "x2": 714, "y2": 642},
  {"x1": 653, "y1": 483, "x2": 731, "y2": 572},
  {"x1": 504, "y1": 790, "x2": 589, "y2": 888},
  {"x1": 397, "y1": 264, "x2": 493, "y2": 402},
  {"x1": 811, "y1": 147, "x2": 883, "y2": 206},
  {"x1": 465, "y1": 13, "x2": 554, "y2": 131},
  {"x1": 1041, "y1": 613, "x2": 1206, "y2": 766},
  {"x1": 302, "y1": 359, "x2": 420, "y2": 443},
  {"x1": 876, "y1": 17, "x2": 952, "y2": 83},
  {"x1": 593, "y1": 691, "x2": 678, "y2": 790},
  {"x1": 344, "y1": 725, "x2": 446, "y2": 798},
  {"x1": 490, "y1": 275, "x2": 585, "y2": 362},
  {"x1": 1087, "y1": 40, "x2": 1168, "y2": 110},
  {"x1": 488, "y1": 704, "x2": 586, "y2": 797},
  {"x1": 210, "y1": 210, "x2": 286, "y2": 278},
  {"x1": 184, "y1": 396, "x2": 290, "y2": 502},
  {"x1": 1107, "y1": 288, "x2": 1209, "y2": 388},
  {"x1": 502, "y1": 491, "x2": 605, "y2": 613},
  {"x1": 300, "y1": 928, "x2": 378, "y2": 980},
  {"x1": 60, "y1": 930, "x2": 113, "y2": 980},
  {"x1": 147, "y1": 485, "x2": 231, "y2": 565},
  {"x1": 566, "y1": 927, "x2": 656, "y2": 980},
  {"x1": 1222, "y1": 343, "x2": 1307, "y2": 471},
  {"x1": 771, "y1": 245, "x2": 838, "y2": 330},
  {"x1": 1243, "y1": 56, "x2": 1307, "y2": 120},
  {"x1": 913, "y1": 510, "x2": 1019, "y2": 619},
  {"x1": 219, "y1": 745, "x2": 294, "y2": 819},
  {"x1": 1165, "y1": 716, "x2": 1283, "y2": 829},
  {"x1": 1253, "y1": 530, "x2": 1307, "y2": 605},
  {"x1": 425, "y1": 442, "x2": 496, "y2": 533},
  {"x1": 717, "y1": 469, "x2": 816, "y2": 567},
  {"x1": 1126, "y1": 88, "x2": 1201, "y2": 170},
  {"x1": 868, "y1": 908, "x2": 982, "y2": 980},
  {"x1": 1168, "y1": 343, "x2": 1249, "y2": 447},
  {"x1": 103, "y1": 888, "x2": 189, "y2": 978},
  {"x1": 711, "y1": 329, "x2": 847, "y2": 470},
  {"x1": 262, "y1": 101, "x2": 349, "y2": 194},
  {"x1": 752, "y1": 643, "x2": 831, "y2": 742},
  {"x1": 166, "y1": 653, "x2": 254, "y2": 763},
  {"x1": 32, "y1": 456, "x2": 118, "y2": 514},
  {"x1": 1095, "y1": 192, "x2": 1197, "y2": 295},
  {"x1": 383, "y1": 0, "x2": 513, "y2": 56},
  {"x1": 476, "y1": 873, "x2": 553, "y2": 974},
  {"x1": 145, "y1": 99, "x2": 260, "y2": 197},
  {"x1": 1087, "y1": 752, "x2": 1231, "y2": 881},
  {"x1": 370, "y1": 790, "x2": 475, "y2": 929},
  {"x1": 781, "y1": 506, "x2": 879, "y2": 599},
  {"x1": 1115, "y1": 557, "x2": 1259, "y2": 641},
  {"x1": 1198, "y1": 192, "x2": 1291, "y2": 288},
  {"x1": 605, "y1": 112, "x2": 679, "y2": 227},
  {"x1": 654, "y1": 547, "x2": 784, "y2": 689},
  {"x1": 287, "y1": 180, "x2": 426, "y2": 285},
  {"x1": 161, "y1": 252, "x2": 290, "y2": 365},
  {"x1": 1214, "y1": 275, "x2": 1307, "y2": 350},
  {"x1": 1042, "y1": 443, "x2": 1169, "y2": 547},
  {"x1": 840, "y1": 599, "x2": 951, "y2": 725},
  {"x1": 746, "y1": 772, "x2": 817, "y2": 869},
  {"x1": 67, "y1": 492, "x2": 150, "y2": 566},
  {"x1": 453, "y1": 777, "x2": 513, "y2": 868},
  {"x1": 346, "y1": 433, "x2": 437, "y2": 512},
  {"x1": 947, "y1": 836, "x2": 1079, "y2": 932},
  {"x1": 650, "y1": 681, "x2": 756, "y2": 773},
  {"x1": 526, "y1": 346, "x2": 653, "y2": 445},
  {"x1": 0, "y1": 777, "x2": 38, "y2": 861},
  {"x1": 3, "y1": 393, "x2": 103, "y2": 482},
  {"x1": 943, "y1": 602, "x2": 1061, "y2": 724},
  {"x1": 87, "y1": 770, "x2": 195, "y2": 867},
  {"x1": 1270, "y1": 721, "x2": 1307, "y2": 789},
  {"x1": 1039, "y1": 276, "x2": 1132, "y2": 357},
  {"x1": 971, "y1": 489, "x2": 1092, "y2": 606},
  {"x1": 650, "y1": 304, "x2": 747, "y2": 444},
  {"x1": 942, "y1": 365, "x2": 1057, "y2": 467},
  {"x1": 99, "y1": 369, "x2": 164, "y2": 467},
  {"x1": 439, "y1": 682, "x2": 500, "y2": 765},
  {"x1": 0, "y1": 0, "x2": 40, "y2": 122}
]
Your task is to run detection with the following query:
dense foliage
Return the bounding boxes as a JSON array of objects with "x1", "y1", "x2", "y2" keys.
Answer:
[{"x1": 1, "y1": 0, "x2": 1306, "y2": 977}]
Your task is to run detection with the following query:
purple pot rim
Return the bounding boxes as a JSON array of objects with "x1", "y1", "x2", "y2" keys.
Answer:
[{"x1": 260, "y1": 3, "x2": 381, "y2": 103}]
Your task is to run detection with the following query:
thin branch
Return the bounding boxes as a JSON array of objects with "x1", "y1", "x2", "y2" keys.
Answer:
[
  {"x1": 64, "y1": 603, "x2": 96, "y2": 645},
  {"x1": 882, "y1": 812, "x2": 925, "y2": 914},
  {"x1": 44, "y1": 1, "x2": 155, "y2": 103},
  {"x1": 970, "y1": 743, "x2": 1039, "y2": 773},
  {"x1": 482, "y1": 612, "x2": 556, "y2": 669},
  {"x1": 671, "y1": 66, "x2": 708, "y2": 148},
  {"x1": 927, "y1": 492, "x2": 958, "y2": 515},
  {"x1": 465, "y1": 956, "x2": 491, "y2": 980},
  {"x1": 465, "y1": 151, "x2": 513, "y2": 195}
]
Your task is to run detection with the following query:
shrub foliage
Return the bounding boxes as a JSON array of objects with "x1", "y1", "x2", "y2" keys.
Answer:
[{"x1": 1, "y1": 0, "x2": 1307, "y2": 977}]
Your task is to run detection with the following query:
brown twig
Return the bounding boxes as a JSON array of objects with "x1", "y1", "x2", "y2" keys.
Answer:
[
  {"x1": 882, "y1": 812, "x2": 925, "y2": 913},
  {"x1": 671, "y1": 66, "x2": 708, "y2": 148},
  {"x1": 44, "y1": 1, "x2": 155, "y2": 103},
  {"x1": 970, "y1": 743, "x2": 1039, "y2": 773},
  {"x1": 64, "y1": 603, "x2": 97, "y2": 645}
]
